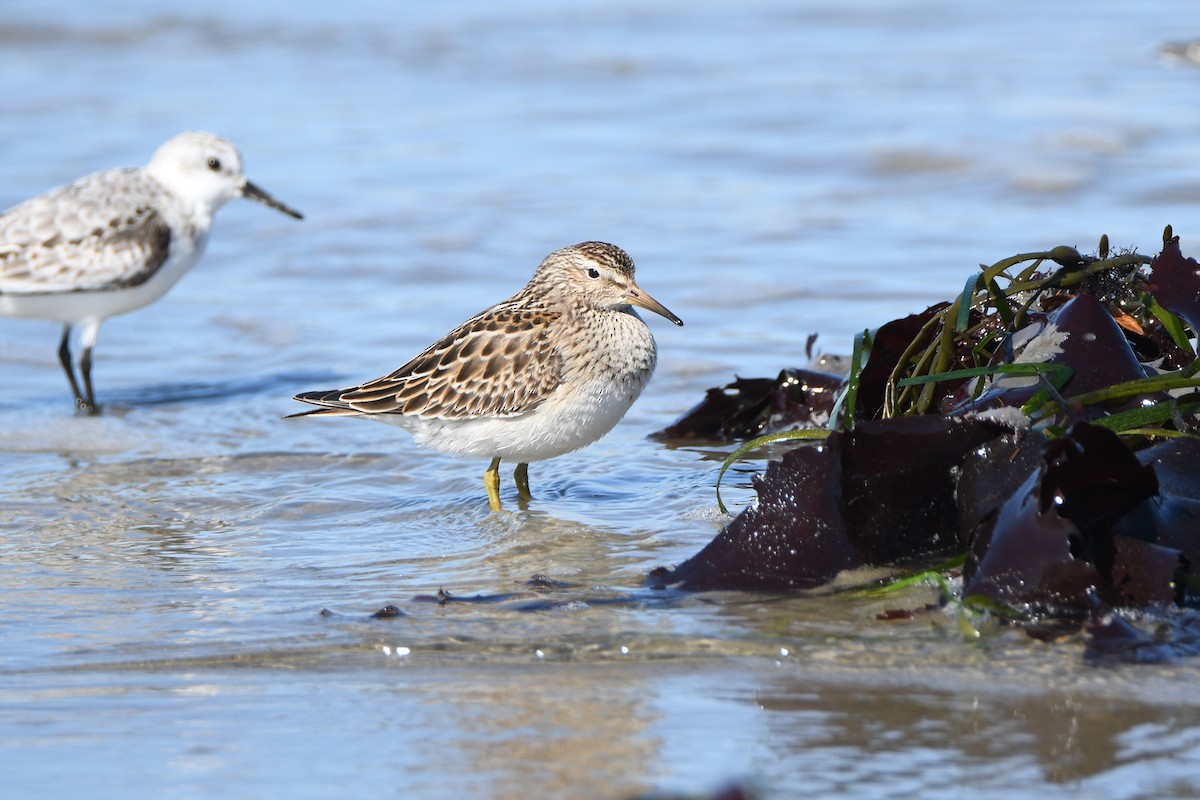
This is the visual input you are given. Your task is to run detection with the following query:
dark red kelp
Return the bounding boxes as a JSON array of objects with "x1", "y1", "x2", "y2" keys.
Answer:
[
  {"x1": 962, "y1": 423, "x2": 1185, "y2": 613},
  {"x1": 1145, "y1": 236, "x2": 1200, "y2": 334},
  {"x1": 651, "y1": 416, "x2": 1009, "y2": 591},
  {"x1": 1132, "y1": 436, "x2": 1200, "y2": 568},
  {"x1": 652, "y1": 368, "x2": 844, "y2": 441},
  {"x1": 655, "y1": 233, "x2": 1200, "y2": 629}
]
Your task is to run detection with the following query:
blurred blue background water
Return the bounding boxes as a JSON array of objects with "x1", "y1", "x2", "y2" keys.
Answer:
[{"x1": 3, "y1": 1, "x2": 1200, "y2": 798}]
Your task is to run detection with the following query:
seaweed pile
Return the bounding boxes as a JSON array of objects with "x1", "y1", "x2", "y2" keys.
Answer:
[{"x1": 653, "y1": 229, "x2": 1200, "y2": 652}]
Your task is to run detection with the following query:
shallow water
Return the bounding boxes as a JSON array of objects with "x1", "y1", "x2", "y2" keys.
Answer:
[{"x1": 3, "y1": 1, "x2": 1200, "y2": 797}]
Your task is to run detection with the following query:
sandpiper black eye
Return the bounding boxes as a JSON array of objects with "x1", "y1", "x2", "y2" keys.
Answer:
[
  {"x1": 587, "y1": 267, "x2": 600, "y2": 279},
  {"x1": 207, "y1": 158, "x2": 221, "y2": 172}
]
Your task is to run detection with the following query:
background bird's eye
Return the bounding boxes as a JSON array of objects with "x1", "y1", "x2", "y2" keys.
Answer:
[
  {"x1": 207, "y1": 158, "x2": 221, "y2": 171},
  {"x1": 587, "y1": 267, "x2": 600, "y2": 279}
]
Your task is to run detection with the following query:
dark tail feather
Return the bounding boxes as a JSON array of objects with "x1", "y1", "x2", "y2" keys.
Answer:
[{"x1": 285, "y1": 388, "x2": 358, "y2": 419}]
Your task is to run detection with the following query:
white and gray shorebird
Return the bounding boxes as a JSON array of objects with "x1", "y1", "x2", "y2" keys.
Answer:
[
  {"x1": 0, "y1": 131, "x2": 303, "y2": 413},
  {"x1": 289, "y1": 242, "x2": 683, "y2": 511}
]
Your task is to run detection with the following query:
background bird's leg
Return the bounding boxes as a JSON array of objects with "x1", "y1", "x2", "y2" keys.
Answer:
[
  {"x1": 57, "y1": 325, "x2": 87, "y2": 410},
  {"x1": 79, "y1": 347, "x2": 97, "y2": 414},
  {"x1": 77, "y1": 320, "x2": 102, "y2": 414},
  {"x1": 485, "y1": 457, "x2": 503, "y2": 511}
]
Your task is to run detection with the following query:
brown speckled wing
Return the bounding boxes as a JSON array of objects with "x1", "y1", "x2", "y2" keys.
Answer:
[
  {"x1": 312, "y1": 304, "x2": 565, "y2": 421},
  {"x1": 0, "y1": 168, "x2": 173, "y2": 294}
]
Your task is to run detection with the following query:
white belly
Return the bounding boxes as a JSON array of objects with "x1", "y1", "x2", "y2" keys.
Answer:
[
  {"x1": 0, "y1": 238, "x2": 204, "y2": 325},
  {"x1": 394, "y1": 372, "x2": 645, "y2": 462},
  {"x1": 381, "y1": 312, "x2": 658, "y2": 462}
]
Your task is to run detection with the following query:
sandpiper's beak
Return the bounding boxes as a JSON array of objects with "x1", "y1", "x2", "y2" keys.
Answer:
[
  {"x1": 241, "y1": 179, "x2": 304, "y2": 220},
  {"x1": 627, "y1": 280, "x2": 683, "y2": 326}
]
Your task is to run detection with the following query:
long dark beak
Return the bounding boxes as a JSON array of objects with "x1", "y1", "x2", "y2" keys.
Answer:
[
  {"x1": 241, "y1": 179, "x2": 304, "y2": 220},
  {"x1": 627, "y1": 279, "x2": 684, "y2": 326}
]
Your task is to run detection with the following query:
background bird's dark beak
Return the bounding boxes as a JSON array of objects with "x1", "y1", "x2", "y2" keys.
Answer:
[{"x1": 241, "y1": 180, "x2": 304, "y2": 220}]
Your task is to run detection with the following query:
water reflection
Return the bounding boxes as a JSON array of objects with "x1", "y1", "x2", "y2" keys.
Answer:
[
  {"x1": 397, "y1": 664, "x2": 662, "y2": 800},
  {"x1": 755, "y1": 678, "x2": 1200, "y2": 795}
]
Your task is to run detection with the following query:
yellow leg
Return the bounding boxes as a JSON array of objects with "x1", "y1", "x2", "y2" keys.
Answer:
[
  {"x1": 514, "y1": 462, "x2": 532, "y2": 502},
  {"x1": 484, "y1": 457, "x2": 503, "y2": 512}
]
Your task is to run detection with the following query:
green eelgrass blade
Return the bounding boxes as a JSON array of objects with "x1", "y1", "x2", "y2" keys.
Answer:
[
  {"x1": 1063, "y1": 373, "x2": 1200, "y2": 408},
  {"x1": 1086, "y1": 400, "x2": 1200, "y2": 434},
  {"x1": 961, "y1": 594, "x2": 1028, "y2": 619},
  {"x1": 1113, "y1": 427, "x2": 1197, "y2": 440},
  {"x1": 714, "y1": 429, "x2": 829, "y2": 515},
  {"x1": 1022, "y1": 372, "x2": 1200, "y2": 428},
  {"x1": 955, "y1": 272, "x2": 983, "y2": 332},
  {"x1": 895, "y1": 360, "x2": 1072, "y2": 388},
  {"x1": 856, "y1": 552, "x2": 968, "y2": 597},
  {"x1": 829, "y1": 328, "x2": 871, "y2": 432},
  {"x1": 986, "y1": 276, "x2": 1015, "y2": 327},
  {"x1": 955, "y1": 606, "x2": 982, "y2": 640},
  {"x1": 1145, "y1": 294, "x2": 1195, "y2": 355}
]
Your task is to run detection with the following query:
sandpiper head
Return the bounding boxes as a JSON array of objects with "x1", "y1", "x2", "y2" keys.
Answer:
[
  {"x1": 145, "y1": 131, "x2": 303, "y2": 220},
  {"x1": 542, "y1": 241, "x2": 683, "y2": 326}
]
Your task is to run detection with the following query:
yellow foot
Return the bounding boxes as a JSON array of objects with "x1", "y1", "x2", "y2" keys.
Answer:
[
  {"x1": 484, "y1": 457, "x2": 503, "y2": 512},
  {"x1": 514, "y1": 462, "x2": 532, "y2": 502}
]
